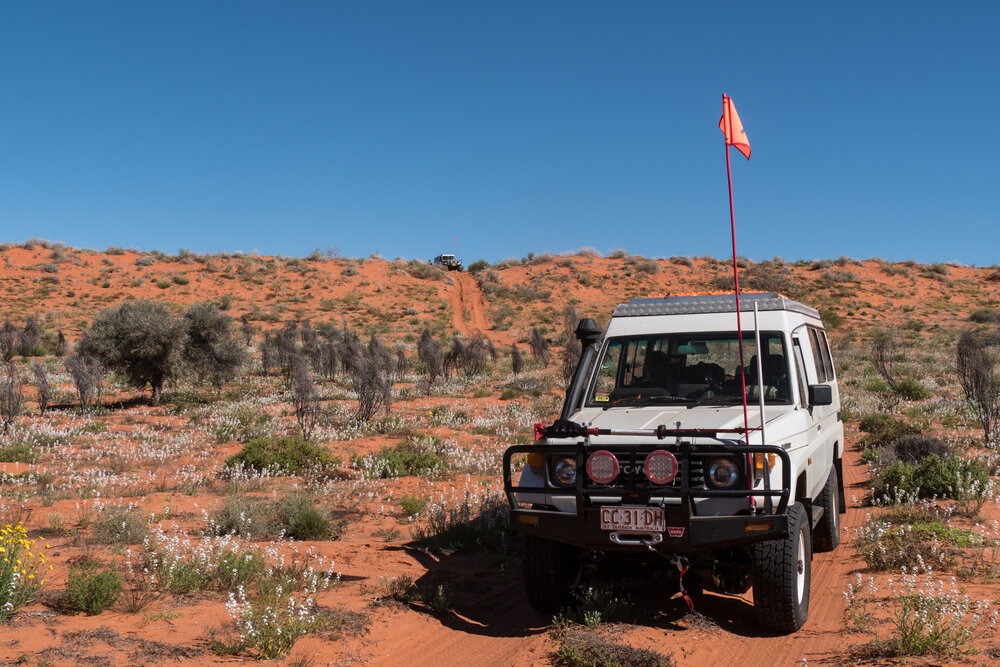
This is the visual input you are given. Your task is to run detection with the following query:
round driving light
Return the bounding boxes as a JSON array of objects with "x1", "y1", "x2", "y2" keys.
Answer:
[
  {"x1": 707, "y1": 457, "x2": 741, "y2": 489},
  {"x1": 644, "y1": 449, "x2": 679, "y2": 485},
  {"x1": 553, "y1": 457, "x2": 577, "y2": 486},
  {"x1": 586, "y1": 450, "x2": 620, "y2": 485}
]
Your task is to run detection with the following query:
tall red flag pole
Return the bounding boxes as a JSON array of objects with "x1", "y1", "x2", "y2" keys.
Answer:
[{"x1": 721, "y1": 93, "x2": 750, "y2": 439}]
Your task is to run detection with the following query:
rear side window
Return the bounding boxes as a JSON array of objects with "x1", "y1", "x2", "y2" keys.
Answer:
[{"x1": 807, "y1": 327, "x2": 835, "y2": 382}]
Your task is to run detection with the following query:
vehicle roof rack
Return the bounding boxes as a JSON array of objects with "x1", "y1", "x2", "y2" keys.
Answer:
[{"x1": 612, "y1": 292, "x2": 821, "y2": 319}]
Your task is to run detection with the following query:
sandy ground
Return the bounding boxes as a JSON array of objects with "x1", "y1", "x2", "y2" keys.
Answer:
[{"x1": 0, "y1": 243, "x2": 999, "y2": 665}]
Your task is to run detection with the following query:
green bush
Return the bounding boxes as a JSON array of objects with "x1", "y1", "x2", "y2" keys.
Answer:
[
  {"x1": 893, "y1": 435, "x2": 951, "y2": 463},
  {"x1": 67, "y1": 560, "x2": 122, "y2": 615},
  {"x1": 970, "y1": 308, "x2": 1000, "y2": 323},
  {"x1": 91, "y1": 505, "x2": 148, "y2": 546},
  {"x1": 224, "y1": 436, "x2": 339, "y2": 475},
  {"x1": 277, "y1": 491, "x2": 339, "y2": 541},
  {"x1": 872, "y1": 454, "x2": 990, "y2": 502},
  {"x1": 210, "y1": 494, "x2": 274, "y2": 538},
  {"x1": 858, "y1": 414, "x2": 922, "y2": 450},
  {"x1": 466, "y1": 259, "x2": 489, "y2": 273},
  {"x1": 0, "y1": 442, "x2": 36, "y2": 464},
  {"x1": 363, "y1": 440, "x2": 446, "y2": 478},
  {"x1": 892, "y1": 378, "x2": 931, "y2": 401},
  {"x1": 400, "y1": 495, "x2": 427, "y2": 518}
]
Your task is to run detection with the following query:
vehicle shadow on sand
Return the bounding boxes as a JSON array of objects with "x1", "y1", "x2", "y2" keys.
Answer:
[
  {"x1": 394, "y1": 543, "x2": 550, "y2": 638},
  {"x1": 396, "y1": 543, "x2": 787, "y2": 640}
]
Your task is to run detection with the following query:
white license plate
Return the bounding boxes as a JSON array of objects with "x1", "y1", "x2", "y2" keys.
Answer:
[{"x1": 600, "y1": 506, "x2": 665, "y2": 532}]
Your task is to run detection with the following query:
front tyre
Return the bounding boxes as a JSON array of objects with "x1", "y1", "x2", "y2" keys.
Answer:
[
  {"x1": 522, "y1": 535, "x2": 581, "y2": 614},
  {"x1": 752, "y1": 502, "x2": 811, "y2": 632}
]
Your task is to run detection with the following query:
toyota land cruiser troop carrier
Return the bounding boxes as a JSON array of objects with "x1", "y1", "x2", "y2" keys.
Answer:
[{"x1": 503, "y1": 292, "x2": 844, "y2": 632}]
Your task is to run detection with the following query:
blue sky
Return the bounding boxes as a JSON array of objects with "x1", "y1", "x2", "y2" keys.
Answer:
[{"x1": 2, "y1": 2, "x2": 997, "y2": 265}]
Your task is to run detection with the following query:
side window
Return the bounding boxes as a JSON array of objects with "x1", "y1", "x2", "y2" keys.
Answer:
[
  {"x1": 818, "y1": 330, "x2": 835, "y2": 380},
  {"x1": 807, "y1": 328, "x2": 828, "y2": 383},
  {"x1": 792, "y1": 339, "x2": 810, "y2": 406}
]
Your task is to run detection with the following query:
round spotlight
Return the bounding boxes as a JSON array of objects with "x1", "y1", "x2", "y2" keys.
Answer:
[
  {"x1": 644, "y1": 449, "x2": 679, "y2": 485},
  {"x1": 586, "y1": 450, "x2": 620, "y2": 485}
]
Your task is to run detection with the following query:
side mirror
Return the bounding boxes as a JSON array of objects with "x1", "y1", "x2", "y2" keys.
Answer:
[{"x1": 808, "y1": 384, "x2": 833, "y2": 406}]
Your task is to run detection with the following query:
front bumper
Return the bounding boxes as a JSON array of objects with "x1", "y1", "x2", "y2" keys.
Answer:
[{"x1": 503, "y1": 440, "x2": 792, "y2": 554}]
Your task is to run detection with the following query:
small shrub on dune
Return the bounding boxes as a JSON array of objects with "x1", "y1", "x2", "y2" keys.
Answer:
[
  {"x1": 871, "y1": 454, "x2": 990, "y2": 503},
  {"x1": 66, "y1": 559, "x2": 122, "y2": 615},
  {"x1": 276, "y1": 491, "x2": 339, "y2": 541},
  {"x1": 893, "y1": 435, "x2": 951, "y2": 463},
  {"x1": 224, "y1": 436, "x2": 339, "y2": 476},
  {"x1": 359, "y1": 439, "x2": 446, "y2": 479},
  {"x1": 91, "y1": 504, "x2": 148, "y2": 546},
  {"x1": 858, "y1": 413, "x2": 922, "y2": 450}
]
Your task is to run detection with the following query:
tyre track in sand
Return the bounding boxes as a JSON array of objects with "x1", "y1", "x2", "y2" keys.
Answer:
[{"x1": 447, "y1": 272, "x2": 497, "y2": 340}]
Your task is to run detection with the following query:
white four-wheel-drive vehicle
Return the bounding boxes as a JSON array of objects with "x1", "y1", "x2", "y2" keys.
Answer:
[
  {"x1": 432, "y1": 253, "x2": 463, "y2": 271},
  {"x1": 503, "y1": 292, "x2": 844, "y2": 632}
]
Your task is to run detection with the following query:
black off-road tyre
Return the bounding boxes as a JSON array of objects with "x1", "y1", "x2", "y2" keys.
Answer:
[
  {"x1": 813, "y1": 466, "x2": 842, "y2": 552},
  {"x1": 752, "y1": 501, "x2": 811, "y2": 632},
  {"x1": 522, "y1": 535, "x2": 582, "y2": 614}
]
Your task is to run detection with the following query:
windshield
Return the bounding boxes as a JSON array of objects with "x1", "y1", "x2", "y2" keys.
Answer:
[{"x1": 587, "y1": 331, "x2": 791, "y2": 407}]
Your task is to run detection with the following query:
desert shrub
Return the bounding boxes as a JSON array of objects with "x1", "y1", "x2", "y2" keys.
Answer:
[
  {"x1": 350, "y1": 349, "x2": 392, "y2": 422},
  {"x1": 554, "y1": 586, "x2": 636, "y2": 628},
  {"x1": 466, "y1": 259, "x2": 489, "y2": 273},
  {"x1": 891, "y1": 377, "x2": 931, "y2": 400},
  {"x1": 210, "y1": 494, "x2": 275, "y2": 538},
  {"x1": 401, "y1": 259, "x2": 447, "y2": 281},
  {"x1": 529, "y1": 327, "x2": 551, "y2": 367},
  {"x1": 31, "y1": 361, "x2": 50, "y2": 416},
  {"x1": 0, "y1": 442, "x2": 36, "y2": 464},
  {"x1": 211, "y1": 402, "x2": 275, "y2": 443},
  {"x1": 289, "y1": 354, "x2": 320, "y2": 440},
  {"x1": 956, "y1": 330, "x2": 1000, "y2": 443},
  {"x1": 553, "y1": 625, "x2": 672, "y2": 667},
  {"x1": 64, "y1": 349, "x2": 104, "y2": 408},
  {"x1": 853, "y1": 512, "x2": 977, "y2": 571},
  {"x1": 893, "y1": 435, "x2": 951, "y2": 463},
  {"x1": 0, "y1": 322, "x2": 17, "y2": 362},
  {"x1": 0, "y1": 364, "x2": 24, "y2": 434},
  {"x1": 77, "y1": 300, "x2": 186, "y2": 405},
  {"x1": 224, "y1": 437, "x2": 338, "y2": 475},
  {"x1": 741, "y1": 258, "x2": 798, "y2": 296},
  {"x1": 67, "y1": 559, "x2": 122, "y2": 615},
  {"x1": 399, "y1": 495, "x2": 426, "y2": 518},
  {"x1": 182, "y1": 301, "x2": 249, "y2": 390},
  {"x1": 871, "y1": 455, "x2": 990, "y2": 502},
  {"x1": 417, "y1": 329, "x2": 443, "y2": 393},
  {"x1": 969, "y1": 308, "x2": 1000, "y2": 324},
  {"x1": 276, "y1": 491, "x2": 339, "y2": 540},
  {"x1": 511, "y1": 344, "x2": 524, "y2": 376},
  {"x1": 858, "y1": 413, "x2": 922, "y2": 450},
  {"x1": 411, "y1": 490, "x2": 508, "y2": 553},
  {"x1": 91, "y1": 505, "x2": 148, "y2": 546},
  {"x1": 360, "y1": 440, "x2": 446, "y2": 479}
]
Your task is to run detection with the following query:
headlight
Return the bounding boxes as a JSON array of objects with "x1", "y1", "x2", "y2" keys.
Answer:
[
  {"x1": 706, "y1": 457, "x2": 741, "y2": 489},
  {"x1": 552, "y1": 456, "x2": 577, "y2": 486}
]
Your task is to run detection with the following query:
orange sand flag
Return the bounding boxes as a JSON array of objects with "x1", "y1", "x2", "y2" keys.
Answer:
[{"x1": 719, "y1": 94, "x2": 751, "y2": 160}]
